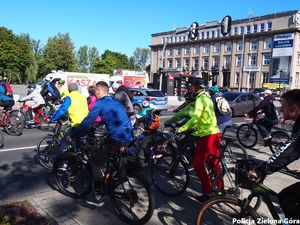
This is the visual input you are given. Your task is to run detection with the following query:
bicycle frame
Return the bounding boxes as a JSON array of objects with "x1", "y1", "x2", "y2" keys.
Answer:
[{"x1": 20, "y1": 102, "x2": 49, "y2": 124}]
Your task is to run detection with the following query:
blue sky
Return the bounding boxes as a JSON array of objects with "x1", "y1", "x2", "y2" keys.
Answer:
[{"x1": 0, "y1": 0, "x2": 299, "y2": 57}]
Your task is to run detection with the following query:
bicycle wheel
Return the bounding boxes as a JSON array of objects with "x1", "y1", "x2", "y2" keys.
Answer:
[
  {"x1": 222, "y1": 140, "x2": 248, "y2": 164},
  {"x1": 111, "y1": 173, "x2": 154, "y2": 225},
  {"x1": 36, "y1": 135, "x2": 59, "y2": 169},
  {"x1": 3, "y1": 114, "x2": 24, "y2": 136},
  {"x1": 0, "y1": 129, "x2": 4, "y2": 148},
  {"x1": 53, "y1": 153, "x2": 92, "y2": 199},
  {"x1": 10, "y1": 109, "x2": 27, "y2": 125},
  {"x1": 195, "y1": 195, "x2": 260, "y2": 225},
  {"x1": 270, "y1": 130, "x2": 290, "y2": 151},
  {"x1": 236, "y1": 124, "x2": 258, "y2": 148},
  {"x1": 151, "y1": 154, "x2": 190, "y2": 196}
]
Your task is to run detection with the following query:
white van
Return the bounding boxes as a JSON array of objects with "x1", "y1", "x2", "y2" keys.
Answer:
[{"x1": 40, "y1": 70, "x2": 110, "y2": 96}]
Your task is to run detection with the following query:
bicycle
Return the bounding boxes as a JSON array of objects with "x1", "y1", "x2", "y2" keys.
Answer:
[
  {"x1": 53, "y1": 133, "x2": 154, "y2": 225},
  {"x1": 36, "y1": 117, "x2": 69, "y2": 169},
  {"x1": 236, "y1": 112, "x2": 289, "y2": 149},
  {"x1": 151, "y1": 124, "x2": 248, "y2": 197},
  {"x1": 0, "y1": 107, "x2": 24, "y2": 136},
  {"x1": 195, "y1": 159, "x2": 296, "y2": 225}
]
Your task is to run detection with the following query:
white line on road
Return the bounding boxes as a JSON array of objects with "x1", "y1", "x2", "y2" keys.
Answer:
[{"x1": 0, "y1": 145, "x2": 46, "y2": 153}]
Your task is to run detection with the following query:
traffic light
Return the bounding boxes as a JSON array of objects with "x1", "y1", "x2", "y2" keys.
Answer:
[{"x1": 188, "y1": 22, "x2": 199, "y2": 40}]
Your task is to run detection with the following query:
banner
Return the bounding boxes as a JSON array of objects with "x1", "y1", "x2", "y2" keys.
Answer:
[{"x1": 272, "y1": 33, "x2": 294, "y2": 57}]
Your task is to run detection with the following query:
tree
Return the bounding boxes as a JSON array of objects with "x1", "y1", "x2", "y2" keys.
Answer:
[
  {"x1": 131, "y1": 48, "x2": 150, "y2": 70},
  {"x1": 88, "y1": 47, "x2": 99, "y2": 72},
  {"x1": 77, "y1": 45, "x2": 89, "y2": 72},
  {"x1": 40, "y1": 33, "x2": 77, "y2": 75},
  {"x1": 0, "y1": 27, "x2": 33, "y2": 83}
]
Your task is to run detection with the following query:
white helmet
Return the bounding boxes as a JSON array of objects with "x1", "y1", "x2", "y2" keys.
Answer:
[{"x1": 142, "y1": 100, "x2": 150, "y2": 108}]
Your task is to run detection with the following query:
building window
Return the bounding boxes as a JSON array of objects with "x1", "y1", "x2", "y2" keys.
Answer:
[
  {"x1": 263, "y1": 72, "x2": 270, "y2": 83},
  {"x1": 247, "y1": 25, "x2": 251, "y2": 34},
  {"x1": 162, "y1": 37, "x2": 165, "y2": 44},
  {"x1": 183, "y1": 36, "x2": 186, "y2": 42},
  {"x1": 202, "y1": 57, "x2": 209, "y2": 70},
  {"x1": 168, "y1": 59, "x2": 173, "y2": 68},
  {"x1": 263, "y1": 54, "x2": 271, "y2": 65},
  {"x1": 240, "y1": 26, "x2": 244, "y2": 35},
  {"x1": 184, "y1": 59, "x2": 190, "y2": 69},
  {"x1": 250, "y1": 39, "x2": 257, "y2": 50},
  {"x1": 177, "y1": 47, "x2": 182, "y2": 55},
  {"x1": 224, "y1": 56, "x2": 231, "y2": 68},
  {"x1": 203, "y1": 44, "x2": 209, "y2": 54},
  {"x1": 236, "y1": 55, "x2": 242, "y2": 66},
  {"x1": 234, "y1": 26, "x2": 238, "y2": 35},
  {"x1": 185, "y1": 47, "x2": 190, "y2": 55},
  {"x1": 249, "y1": 55, "x2": 257, "y2": 66},
  {"x1": 267, "y1": 22, "x2": 272, "y2": 31},
  {"x1": 212, "y1": 57, "x2": 219, "y2": 67},
  {"x1": 201, "y1": 32, "x2": 205, "y2": 39},
  {"x1": 214, "y1": 43, "x2": 220, "y2": 53},
  {"x1": 176, "y1": 59, "x2": 181, "y2": 68},
  {"x1": 253, "y1": 24, "x2": 258, "y2": 33},
  {"x1": 260, "y1": 23, "x2": 265, "y2": 32},
  {"x1": 235, "y1": 72, "x2": 240, "y2": 84},
  {"x1": 297, "y1": 54, "x2": 300, "y2": 65},
  {"x1": 249, "y1": 72, "x2": 255, "y2": 85},
  {"x1": 211, "y1": 30, "x2": 215, "y2": 38},
  {"x1": 206, "y1": 31, "x2": 210, "y2": 39},
  {"x1": 176, "y1": 36, "x2": 179, "y2": 42},
  {"x1": 194, "y1": 45, "x2": 200, "y2": 55},
  {"x1": 295, "y1": 72, "x2": 299, "y2": 87},
  {"x1": 168, "y1": 48, "x2": 173, "y2": 56},
  {"x1": 225, "y1": 42, "x2": 232, "y2": 52},
  {"x1": 194, "y1": 59, "x2": 199, "y2": 70},
  {"x1": 217, "y1": 29, "x2": 220, "y2": 37},
  {"x1": 264, "y1": 38, "x2": 272, "y2": 49},
  {"x1": 237, "y1": 41, "x2": 243, "y2": 51}
]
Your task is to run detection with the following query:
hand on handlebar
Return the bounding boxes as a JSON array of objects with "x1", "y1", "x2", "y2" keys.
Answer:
[{"x1": 248, "y1": 169, "x2": 259, "y2": 182}]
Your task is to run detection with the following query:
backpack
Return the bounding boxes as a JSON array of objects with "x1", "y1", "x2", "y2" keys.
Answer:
[
  {"x1": 4, "y1": 82, "x2": 13, "y2": 97},
  {"x1": 215, "y1": 95, "x2": 232, "y2": 116}
]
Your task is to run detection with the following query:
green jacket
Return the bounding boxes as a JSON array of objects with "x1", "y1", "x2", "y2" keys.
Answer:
[
  {"x1": 178, "y1": 91, "x2": 220, "y2": 137},
  {"x1": 166, "y1": 101, "x2": 195, "y2": 125}
]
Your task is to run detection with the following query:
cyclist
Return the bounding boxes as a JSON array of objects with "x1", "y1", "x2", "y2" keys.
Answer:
[
  {"x1": 18, "y1": 85, "x2": 45, "y2": 124},
  {"x1": 69, "y1": 81, "x2": 133, "y2": 207},
  {"x1": 41, "y1": 78, "x2": 61, "y2": 103},
  {"x1": 87, "y1": 85, "x2": 101, "y2": 123},
  {"x1": 138, "y1": 100, "x2": 152, "y2": 117},
  {"x1": 208, "y1": 86, "x2": 232, "y2": 133},
  {"x1": 173, "y1": 92, "x2": 194, "y2": 113},
  {"x1": 249, "y1": 89, "x2": 300, "y2": 219},
  {"x1": 246, "y1": 89, "x2": 278, "y2": 143},
  {"x1": 57, "y1": 80, "x2": 69, "y2": 98},
  {"x1": 176, "y1": 78, "x2": 222, "y2": 202},
  {"x1": 112, "y1": 81, "x2": 135, "y2": 125},
  {"x1": 50, "y1": 83, "x2": 89, "y2": 158},
  {"x1": 0, "y1": 82, "x2": 14, "y2": 110}
]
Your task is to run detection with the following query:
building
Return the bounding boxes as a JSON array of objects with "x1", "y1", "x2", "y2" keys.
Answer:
[{"x1": 150, "y1": 10, "x2": 300, "y2": 93}]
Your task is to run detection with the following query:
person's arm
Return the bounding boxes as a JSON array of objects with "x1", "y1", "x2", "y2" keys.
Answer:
[
  {"x1": 248, "y1": 100, "x2": 266, "y2": 116},
  {"x1": 19, "y1": 90, "x2": 35, "y2": 102},
  {"x1": 50, "y1": 97, "x2": 71, "y2": 122},
  {"x1": 71, "y1": 100, "x2": 102, "y2": 138},
  {"x1": 166, "y1": 102, "x2": 194, "y2": 126},
  {"x1": 178, "y1": 96, "x2": 203, "y2": 133},
  {"x1": 256, "y1": 134, "x2": 300, "y2": 176}
]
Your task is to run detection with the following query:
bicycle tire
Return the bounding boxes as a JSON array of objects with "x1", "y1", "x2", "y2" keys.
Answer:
[
  {"x1": 195, "y1": 195, "x2": 260, "y2": 225},
  {"x1": 53, "y1": 153, "x2": 92, "y2": 199},
  {"x1": 236, "y1": 124, "x2": 258, "y2": 148},
  {"x1": 36, "y1": 135, "x2": 59, "y2": 169},
  {"x1": 151, "y1": 154, "x2": 190, "y2": 197},
  {"x1": 111, "y1": 173, "x2": 154, "y2": 225},
  {"x1": 222, "y1": 140, "x2": 248, "y2": 164},
  {"x1": 0, "y1": 129, "x2": 4, "y2": 148},
  {"x1": 3, "y1": 114, "x2": 24, "y2": 136},
  {"x1": 10, "y1": 109, "x2": 27, "y2": 125}
]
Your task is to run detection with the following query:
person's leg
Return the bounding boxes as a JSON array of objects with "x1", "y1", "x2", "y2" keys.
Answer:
[
  {"x1": 279, "y1": 182, "x2": 300, "y2": 219},
  {"x1": 53, "y1": 127, "x2": 73, "y2": 161},
  {"x1": 256, "y1": 118, "x2": 271, "y2": 139},
  {"x1": 219, "y1": 120, "x2": 232, "y2": 134}
]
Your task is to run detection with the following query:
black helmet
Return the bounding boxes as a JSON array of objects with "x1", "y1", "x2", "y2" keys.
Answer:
[{"x1": 190, "y1": 78, "x2": 207, "y2": 88}]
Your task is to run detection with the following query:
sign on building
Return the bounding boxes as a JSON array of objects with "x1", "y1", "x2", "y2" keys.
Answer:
[
  {"x1": 272, "y1": 33, "x2": 294, "y2": 57},
  {"x1": 243, "y1": 66, "x2": 261, "y2": 72}
]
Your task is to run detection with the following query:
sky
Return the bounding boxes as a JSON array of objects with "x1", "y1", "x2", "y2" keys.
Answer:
[{"x1": 0, "y1": 0, "x2": 299, "y2": 57}]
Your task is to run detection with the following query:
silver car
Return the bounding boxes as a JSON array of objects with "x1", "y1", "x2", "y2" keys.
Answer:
[{"x1": 222, "y1": 92, "x2": 261, "y2": 117}]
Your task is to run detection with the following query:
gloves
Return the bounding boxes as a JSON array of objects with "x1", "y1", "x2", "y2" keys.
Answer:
[{"x1": 164, "y1": 120, "x2": 171, "y2": 127}]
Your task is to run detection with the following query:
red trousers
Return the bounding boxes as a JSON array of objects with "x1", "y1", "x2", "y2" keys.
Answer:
[{"x1": 193, "y1": 133, "x2": 223, "y2": 194}]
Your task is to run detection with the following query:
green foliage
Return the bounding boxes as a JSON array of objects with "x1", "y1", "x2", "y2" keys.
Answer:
[
  {"x1": 40, "y1": 33, "x2": 77, "y2": 76},
  {"x1": 131, "y1": 47, "x2": 150, "y2": 70},
  {"x1": 77, "y1": 45, "x2": 100, "y2": 72}
]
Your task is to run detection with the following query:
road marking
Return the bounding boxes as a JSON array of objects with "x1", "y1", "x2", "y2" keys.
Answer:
[
  {"x1": 159, "y1": 115, "x2": 172, "y2": 119},
  {"x1": 0, "y1": 145, "x2": 46, "y2": 153}
]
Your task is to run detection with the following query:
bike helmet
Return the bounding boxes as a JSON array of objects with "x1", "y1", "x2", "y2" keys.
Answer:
[
  {"x1": 190, "y1": 78, "x2": 207, "y2": 88},
  {"x1": 142, "y1": 100, "x2": 150, "y2": 108},
  {"x1": 144, "y1": 113, "x2": 160, "y2": 131},
  {"x1": 58, "y1": 79, "x2": 65, "y2": 85}
]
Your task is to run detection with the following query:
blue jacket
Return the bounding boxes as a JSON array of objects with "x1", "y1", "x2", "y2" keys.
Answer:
[{"x1": 71, "y1": 96, "x2": 133, "y2": 143}]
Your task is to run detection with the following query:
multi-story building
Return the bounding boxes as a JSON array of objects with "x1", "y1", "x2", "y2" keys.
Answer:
[{"x1": 150, "y1": 10, "x2": 300, "y2": 92}]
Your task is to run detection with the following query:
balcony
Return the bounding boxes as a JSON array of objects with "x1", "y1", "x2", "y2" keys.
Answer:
[
  {"x1": 211, "y1": 66, "x2": 219, "y2": 72},
  {"x1": 222, "y1": 63, "x2": 231, "y2": 71},
  {"x1": 201, "y1": 66, "x2": 209, "y2": 72}
]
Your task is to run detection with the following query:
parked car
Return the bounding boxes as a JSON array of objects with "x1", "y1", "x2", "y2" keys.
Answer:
[
  {"x1": 128, "y1": 87, "x2": 168, "y2": 114},
  {"x1": 222, "y1": 92, "x2": 261, "y2": 117}
]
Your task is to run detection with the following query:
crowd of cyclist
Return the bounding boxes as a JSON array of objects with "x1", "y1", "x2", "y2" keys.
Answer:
[{"x1": 1, "y1": 76, "x2": 300, "y2": 220}]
